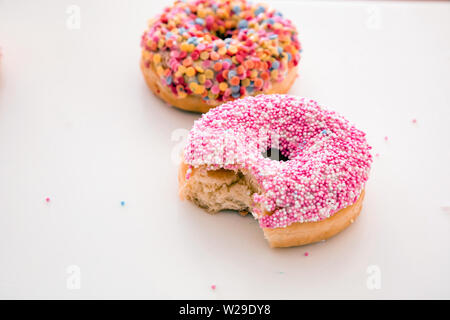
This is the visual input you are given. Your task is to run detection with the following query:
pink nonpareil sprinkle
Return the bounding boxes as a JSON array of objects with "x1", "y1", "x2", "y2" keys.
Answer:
[
  {"x1": 304, "y1": 252, "x2": 309, "y2": 257},
  {"x1": 384, "y1": 136, "x2": 388, "y2": 141},
  {"x1": 45, "y1": 197, "x2": 50, "y2": 203},
  {"x1": 185, "y1": 166, "x2": 193, "y2": 180},
  {"x1": 211, "y1": 284, "x2": 216, "y2": 290},
  {"x1": 412, "y1": 119, "x2": 417, "y2": 124},
  {"x1": 375, "y1": 153, "x2": 380, "y2": 157}
]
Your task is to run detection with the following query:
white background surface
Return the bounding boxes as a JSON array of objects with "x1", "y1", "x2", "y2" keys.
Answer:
[{"x1": 0, "y1": 0, "x2": 449, "y2": 299}]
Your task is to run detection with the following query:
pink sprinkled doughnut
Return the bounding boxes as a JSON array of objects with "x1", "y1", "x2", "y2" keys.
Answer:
[
  {"x1": 179, "y1": 94, "x2": 372, "y2": 247},
  {"x1": 140, "y1": 0, "x2": 301, "y2": 113}
]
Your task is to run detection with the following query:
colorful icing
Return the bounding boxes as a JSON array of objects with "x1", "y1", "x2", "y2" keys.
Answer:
[
  {"x1": 184, "y1": 95, "x2": 372, "y2": 229},
  {"x1": 141, "y1": 0, "x2": 301, "y2": 105}
]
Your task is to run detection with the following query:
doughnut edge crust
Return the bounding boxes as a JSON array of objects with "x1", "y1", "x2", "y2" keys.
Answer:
[{"x1": 262, "y1": 190, "x2": 364, "y2": 248}]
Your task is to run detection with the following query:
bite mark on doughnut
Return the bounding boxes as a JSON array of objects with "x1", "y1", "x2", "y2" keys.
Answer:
[{"x1": 179, "y1": 163, "x2": 262, "y2": 214}]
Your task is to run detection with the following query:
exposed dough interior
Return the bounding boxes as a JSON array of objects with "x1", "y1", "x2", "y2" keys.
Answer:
[{"x1": 180, "y1": 166, "x2": 262, "y2": 214}]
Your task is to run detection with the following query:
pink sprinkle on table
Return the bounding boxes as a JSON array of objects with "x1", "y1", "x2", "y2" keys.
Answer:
[
  {"x1": 211, "y1": 284, "x2": 216, "y2": 290},
  {"x1": 45, "y1": 197, "x2": 50, "y2": 203},
  {"x1": 304, "y1": 252, "x2": 309, "y2": 257}
]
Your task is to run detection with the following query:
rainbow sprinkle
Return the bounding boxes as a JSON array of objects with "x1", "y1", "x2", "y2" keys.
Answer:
[{"x1": 141, "y1": 0, "x2": 301, "y2": 105}]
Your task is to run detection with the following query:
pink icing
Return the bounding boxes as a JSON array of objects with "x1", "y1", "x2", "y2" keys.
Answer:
[{"x1": 184, "y1": 94, "x2": 372, "y2": 229}]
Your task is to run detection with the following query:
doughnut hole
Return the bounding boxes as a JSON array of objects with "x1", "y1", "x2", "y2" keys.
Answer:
[
  {"x1": 215, "y1": 27, "x2": 235, "y2": 40},
  {"x1": 262, "y1": 147, "x2": 290, "y2": 162}
]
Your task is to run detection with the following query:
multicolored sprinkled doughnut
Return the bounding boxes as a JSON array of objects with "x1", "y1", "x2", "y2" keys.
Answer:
[
  {"x1": 182, "y1": 95, "x2": 372, "y2": 230},
  {"x1": 140, "y1": 0, "x2": 301, "y2": 112}
]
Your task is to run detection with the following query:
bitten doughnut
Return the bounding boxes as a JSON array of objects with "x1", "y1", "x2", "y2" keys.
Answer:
[
  {"x1": 140, "y1": 0, "x2": 301, "y2": 113},
  {"x1": 179, "y1": 95, "x2": 372, "y2": 248}
]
